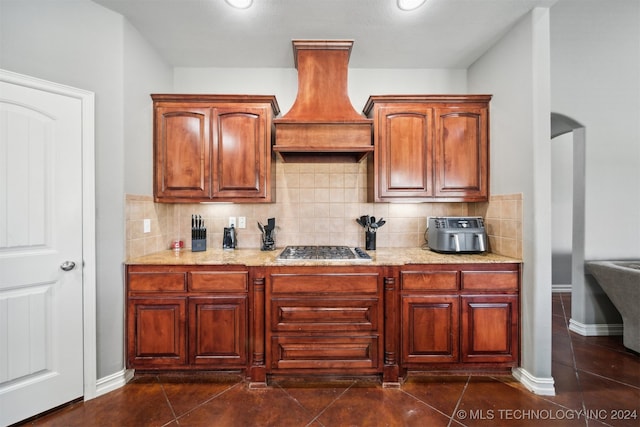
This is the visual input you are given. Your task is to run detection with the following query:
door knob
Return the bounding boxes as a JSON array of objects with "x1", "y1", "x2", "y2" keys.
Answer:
[{"x1": 60, "y1": 261, "x2": 76, "y2": 271}]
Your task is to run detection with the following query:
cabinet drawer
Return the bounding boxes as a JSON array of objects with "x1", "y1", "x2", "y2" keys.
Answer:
[
  {"x1": 401, "y1": 271, "x2": 458, "y2": 291},
  {"x1": 461, "y1": 271, "x2": 519, "y2": 291},
  {"x1": 270, "y1": 336, "x2": 379, "y2": 370},
  {"x1": 270, "y1": 273, "x2": 379, "y2": 294},
  {"x1": 271, "y1": 298, "x2": 378, "y2": 332},
  {"x1": 189, "y1": 271, "x2": 248, "y2": 292},
  {"x1": 128, "y1": 272, "x2": 186, "y2": 292}
]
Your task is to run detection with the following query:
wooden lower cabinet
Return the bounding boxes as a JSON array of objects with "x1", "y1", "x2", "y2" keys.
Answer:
[
  {"x1": 402, "y1": 295, "x2": 459, "y2": 364},
  {"x1": 127, "y1": 297, "x2": 187, "y2": 367},
  {"x1": 399, "y1": 263, "x2": 520, "y2": 374},
  {"x1": 126, "y1": 265, "x2": 250, "y2": 371},
  {"x1": 126, "y1": 262, "x2": 520, "y2": 381},
  {"x1": 265, "y1": 267, "x2": 384, "y2": 376},
  {"x1": 189, "y1": 296, "x2": 247, "y2": 366},
  {"x1": 461, "y1": 295, "x2": 519, "y2": 363}
]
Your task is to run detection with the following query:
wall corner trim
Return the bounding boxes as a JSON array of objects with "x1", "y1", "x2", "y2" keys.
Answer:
[{"x1": 512, "y1": 367, "x2": 556, "y2": 396}]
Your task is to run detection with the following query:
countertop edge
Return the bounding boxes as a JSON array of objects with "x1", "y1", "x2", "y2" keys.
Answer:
[{"x1": 125, "y1": 248, "x2": 521, "y2": 266}]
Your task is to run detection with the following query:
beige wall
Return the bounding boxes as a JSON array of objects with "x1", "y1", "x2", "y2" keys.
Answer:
[{"x1": 126, "y1": 158, "x2": 522, "y2": 260}]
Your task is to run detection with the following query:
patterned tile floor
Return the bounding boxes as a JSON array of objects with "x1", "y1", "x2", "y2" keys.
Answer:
[{"x1": 18, "y1": 293, "x2": 640, "y2": 426}]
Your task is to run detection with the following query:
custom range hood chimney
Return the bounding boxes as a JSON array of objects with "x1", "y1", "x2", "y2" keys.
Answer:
[{"x1": 273, "y1": 40, "x2": 373, "y2": 163}]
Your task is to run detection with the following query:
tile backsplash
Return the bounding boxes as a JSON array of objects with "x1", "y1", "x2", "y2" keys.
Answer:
[
  {"x1": 470, "y1": 193, "x2": 523, "y2": 259},
  {"x1": 126, "y1": 158, "x2": 522, "y2": 260}
]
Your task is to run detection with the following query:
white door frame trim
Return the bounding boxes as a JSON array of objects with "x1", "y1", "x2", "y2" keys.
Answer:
[{"x1": 0, "y1": 69, "x2": 97, "y2": 400}]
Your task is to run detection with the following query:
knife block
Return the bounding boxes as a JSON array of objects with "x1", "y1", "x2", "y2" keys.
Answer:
[{"x1": 192, "y1": 238, "x2": 206, "y2": 252}]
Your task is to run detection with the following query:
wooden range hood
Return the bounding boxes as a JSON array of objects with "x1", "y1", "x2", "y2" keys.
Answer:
[{"x1": 273, "y1": 40, "x2": 373, "y2": 163}]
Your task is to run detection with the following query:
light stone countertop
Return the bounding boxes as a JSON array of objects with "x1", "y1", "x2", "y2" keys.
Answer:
[{"x1": 126, "y1": 247, "x2": 520, "y2": 266}]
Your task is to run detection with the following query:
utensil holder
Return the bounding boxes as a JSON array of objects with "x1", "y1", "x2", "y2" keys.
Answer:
[
  {"x1": 192, "y1": 238, "x2": 206, "y2": 252},
  {"x1": 365, "y1": 231, "x2": 376, "y2": 250},
  {"x1": 261, "y1": 234, "x2": 276, "y2": 251}
]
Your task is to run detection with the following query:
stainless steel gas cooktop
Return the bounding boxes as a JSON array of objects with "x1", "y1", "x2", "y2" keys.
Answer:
[{"x1": 277, "y1": 245, "x2": 371, "y2": 261}]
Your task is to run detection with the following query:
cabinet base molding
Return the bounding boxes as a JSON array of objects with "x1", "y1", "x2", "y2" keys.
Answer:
[
  {"x1": 248, "y1": 381, "x2": 268, "y2": 389},
  {"x1": 382, "y1": 381, "x2": 402, "y2": 389},
  {"x1": 512, "y1": 367, "x2": 556, "y2": 396},
  {"x1": 266, "y1": 374, "x2": 382, "y2": 386},
  {"x1": 249, "y1": 366, "x2": 266, "y2": 384},
  {"x1": 404, "y1": 367, "x2": 514, "y2": 375}
]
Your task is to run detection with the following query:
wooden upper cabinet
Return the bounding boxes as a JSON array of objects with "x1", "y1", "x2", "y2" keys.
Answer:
[
  {"x1": 212, "y1": 106, "x2": 268, "y2": 199},
  {"x1": 155, "y1": 107, "x2": 211, "y2": 199},
  {"x1": 152, "y1": 94, "x2": 280, "y2": 203},
  {"x1": 363, "y1": 95, "x2": 491, "y2": 202},
  {"x1": 375, "y1": 105, "x2": 433, "y2": 199},
  {"x1": 434, "y1": 106, "x2": 488, "y2": 201}
]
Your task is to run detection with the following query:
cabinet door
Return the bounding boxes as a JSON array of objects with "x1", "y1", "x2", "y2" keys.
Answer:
[
  {"x1": 127, "y1": 297, "x2": 187, "y2": 368},
  {"x1": 434, "y1": 106, "x2": 488, "y2": 200},
  {"x1": 211, "y1": 105, "x2": 270, "y2": 200},
  {"x1": 374, "y1": 105, "x2": 433, "y2": 200},
  {"x1": 402, "y1": 295, "x2": 459, "y2": 364},
  {"x1": 154, "y1": 106, "x2": 211, "y2": 199},
  {"x1": 189, "y1": 296, "x2": 248, "y2": 366},
  {"x1": 461, "y1": 295, "x2": 518, "y2": 363}
]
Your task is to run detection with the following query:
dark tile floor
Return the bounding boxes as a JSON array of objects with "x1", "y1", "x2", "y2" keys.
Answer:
[{"x1": 20, "y1": 293, "x2": 640, "y2": 427}]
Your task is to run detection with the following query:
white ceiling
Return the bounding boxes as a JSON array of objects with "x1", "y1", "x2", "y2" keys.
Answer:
[{"x1": 93, "y1": 0, "x2": 557, "y2": 69}]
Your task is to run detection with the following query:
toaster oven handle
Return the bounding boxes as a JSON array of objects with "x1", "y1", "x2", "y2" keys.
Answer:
[
  {"x1": 452, "y1": 234, "x2": 461, "y2": 252},
  {"x1": 476, "y1": 233, "x2": 485, "y2": 252}
]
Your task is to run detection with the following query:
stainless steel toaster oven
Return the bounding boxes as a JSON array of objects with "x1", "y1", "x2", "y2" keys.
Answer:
[{"x1": 427, "y1": 216, "x2": 487, "y2": 254}]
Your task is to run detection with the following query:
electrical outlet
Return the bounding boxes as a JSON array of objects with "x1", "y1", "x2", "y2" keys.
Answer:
[
  {"x1": 238, "y1": 216, "x2": 246, "y2": 229},
  {"x1": 229, "y1": 216, "x2": 237, "y2": 228},
  {"x1": 143, "y1": 219, "x2": 151, "y2": 233}
]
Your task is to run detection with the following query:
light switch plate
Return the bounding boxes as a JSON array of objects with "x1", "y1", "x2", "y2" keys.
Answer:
[
  {"x1": 143, "y1": 219, "x2": 151, "y2": 233},
  {"x1": 229, "y1": 217, "x2": 237, "y2": 227},
  {"x1": 238, "y1": 216, "x2": 246, "y2": 229}
]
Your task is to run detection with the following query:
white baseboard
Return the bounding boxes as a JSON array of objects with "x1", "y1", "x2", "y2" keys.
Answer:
[
  {"x1": 569, "y1": 319, "x2": 623, "y2": 336},
  {"x1": 94, "y1": 369, "x2": 135, "y2": 399},
  {"x1": 552, "y1": 284, "x2": 571, "y2": 293},
  {"x1": 92, "y1": 367, "x2": 560, "y2": 398},
  {"x1": 512, "y1": 367, "x2": 556, "y2": 396}
]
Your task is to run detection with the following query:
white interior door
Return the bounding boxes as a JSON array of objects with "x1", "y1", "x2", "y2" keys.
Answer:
[{"x1": 0, "y1": 72, "x2": 87, "y2": 426}]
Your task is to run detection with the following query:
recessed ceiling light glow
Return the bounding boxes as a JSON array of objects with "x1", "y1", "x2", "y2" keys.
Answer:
[
  {"x1": 397, "y1": 0, "x2": 426, "y2": 11},
  {"x1": 225, "y1": 0, "x2": 253, "y2": 9}
]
